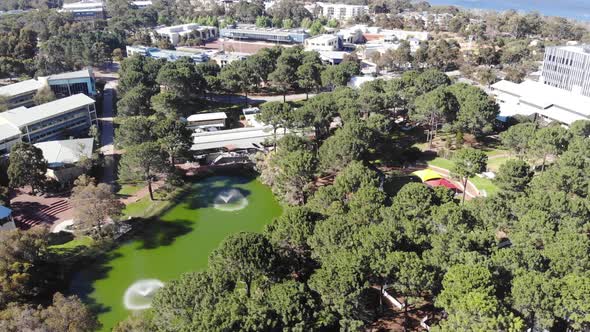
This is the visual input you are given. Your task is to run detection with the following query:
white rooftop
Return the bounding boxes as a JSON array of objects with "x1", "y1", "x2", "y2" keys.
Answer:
[
  {"x1": 187, "y1": 112, "x2": 227, "y2": 122},
  {"x1": 156, "y1": 24, "x2": 216, "y2": 34},
  {"x1": 307, "y1": 34, "x2": 339, "y2": 42},
  {"x1": 62, "y1": 0, "x2": 104, "y2": 9},
  {"x1": 34, "y1": 137, "x2": 94, "y2": 166},
  {"x1": 0, "y1": 119, "x2": 22, "y2": 141},
  {"x1": 0, "y1": 79, "x2": 43, "y2": 97},
  {"x1": 548, "y1": 45, "x2": 590, "y2": 55},
  {"x1": 191, "y1": 127, "x2": 280, "y2": 151},
  {"x1": 491, "y1": 80, "x2": 590, "y2": 124},
  {"x1": 0, "y1": 94, "x2": 95, "y2": 128},
  {"x1": 46, "y1": 68, "x2": 93, "y2": 81}
]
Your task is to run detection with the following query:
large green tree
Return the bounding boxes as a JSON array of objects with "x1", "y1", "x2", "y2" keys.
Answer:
[
  {"x1": 452, "y1": 148, "x2": 488, "y2": 202},
  {"x1": 118, "y1": 142, "x2": 168, "y2": 200},
  {"x1": 209, "y1": 232, "x2": 277, "y2": 298},
  {"x1": 7, "y1": 142, "x2": 47, "y2": 195}
]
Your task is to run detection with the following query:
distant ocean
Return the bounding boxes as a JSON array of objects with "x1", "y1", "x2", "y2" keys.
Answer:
[{"x1": 427, "y1": 0, "x2": 590, "y2": 22}]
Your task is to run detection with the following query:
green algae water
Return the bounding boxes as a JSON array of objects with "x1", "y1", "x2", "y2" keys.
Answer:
[{"x1": 69, "y1": 176, "x2": 282, "y2": 331}]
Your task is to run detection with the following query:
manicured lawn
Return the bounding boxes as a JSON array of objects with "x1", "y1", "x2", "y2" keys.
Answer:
[
  {"x1": 427, "y1": 157, "x2": 455, "y2": 170},
  {"x1": 50, "y1": 236, "x2": 94, "y2": 250},
  {"x1": 117, "y1": 184, "x2": 143, "y2": 196},
  {"x1": 121, "y1": 188, "x2": 177, "y2": 219},
  {"x1": 425, "y1": 157, "x2": 500, "y2": 196},
  {"x1": 486, "y1": 156, "x2": 517, "y2": 172}
]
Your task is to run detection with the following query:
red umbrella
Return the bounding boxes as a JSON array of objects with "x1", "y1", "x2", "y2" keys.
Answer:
[{"x1": 425, "y1": 178, "x2": 459, "y2": 191}]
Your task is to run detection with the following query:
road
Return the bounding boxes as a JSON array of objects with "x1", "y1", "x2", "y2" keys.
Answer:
[
  {"x1": 208, "y1": 93, "x2": 316, "y2": 105},
  {"x1": 98, "y1": 80, "x2": 117, "y2": 185}
]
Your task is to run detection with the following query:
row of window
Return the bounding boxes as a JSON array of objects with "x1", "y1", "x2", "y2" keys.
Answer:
[
  {"x1": 29, "y1": 108, "x2": 89, "y2": 132},
  {"x1": 28, "y1": 117, "x2": 90, "y2": 143}
]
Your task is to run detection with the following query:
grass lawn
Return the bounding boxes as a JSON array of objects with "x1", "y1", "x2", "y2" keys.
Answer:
[
  {"x1": 117, "y1": 183, "x2": 143, "y2": 196},
  {"x1": 425, "y1": 157, "x2": 500, "y2": 197},
  {"x1": 486, "y1": 156, "x2": 517, "y2": 172},
  {"x1": 121, "y1": 188, "x2": 180, "y2": 219},
  {"x1": 50, "y1": 236, "x2": 94, "y2": 250},
  {"x1": 427, "y1": 157, "x2": 455, "y2": 170}
]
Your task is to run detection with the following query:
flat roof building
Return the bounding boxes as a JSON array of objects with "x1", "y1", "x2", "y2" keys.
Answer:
[
  {"x1": 0, "y1": 79, "x2": 44, "y2": 108},
  {"x1": 0, "y1": 94, "x2": 97, "y2": 153},
  {"x1": 154, "y1": 24, "x2": 218, "y2": 46},
  {"x1": 126, "y1": 45, "x2": 210, "y2": 62},
  {"x1": 35, "y1": 137, "x2": 95, "y2": 185},
  {"x1": 491, "y1": 79, "x2": 590, "y2": 125},
  {"x1": 60, "y1": 0, "x2": 106, "y2": 20},
  {"x1": 187, "y1": 112, "x2": 227, "y2": 130},
  {"x1": 191, "y1": 127, "x2": 283, "y2": 151},
  {"x1": 0, "y1": 68, "x2": 97, "y2": 109},
  {"x1": 220, "y1": 25, "x2": 308, "y2": 44},
  {"x1": 305, "y1": 34, "x2": 342, "y2": 52}
]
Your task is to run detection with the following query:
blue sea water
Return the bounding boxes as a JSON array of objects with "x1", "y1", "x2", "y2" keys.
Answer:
[{"x1": 428, "y1": 0, "x2": 590, "y2": 21}]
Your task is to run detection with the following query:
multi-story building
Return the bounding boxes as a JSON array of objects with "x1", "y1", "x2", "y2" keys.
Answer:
[
  {"x1": 43, "y1": 68, "x2": 98, "y2": 99},
  {"x1": 0, "y1": 94, "x2": 97, "y2": 154},
  {"x1": 541, "y1": 45, "x2": 590, "y2": 97},
  {"x1": 0, "y1": 68, "x2": 97, "y2": 109},
  {"x1": 60, "y1": 0, "x2": 106, "y2": 20},
  {"x1": 0, "y1": 79, "x2": 44, "y2": 109},
  {"x1": 312, "y1": 2, "x2": 369, "y2": 20},
  {"x1": 126, "y1": 45, "x2": 210, "y2": 62},
  {"x1": 220, "y1": 25, "x2": 308, "y2": 44},
  {"x1": 154, "y1": 24, "x2": 219, "y2": 46},
  {"x1": 304, "y1": 34, "x2": 342, "y2": 52}
]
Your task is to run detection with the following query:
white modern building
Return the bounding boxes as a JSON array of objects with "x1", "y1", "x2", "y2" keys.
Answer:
[
  {"x1": 154, "y1": 24, "x2": 218, "y2": 45},
  {"x1": 220, "y1": 25, "x2": 308, "y2": 44},
  {"x1": 491, "y1": 80, "x2": 590, "y2": 125},
  {"x1": 0, "y1": 79, "x2": 44, "y2": 108},
  {"x1": 60, "y1": 0, "x2": 106, "y2": 20},
  {"x1": 541, "y1": 45, "x2": 590, "y2": 97},
  {"x1": 187, "y1": 112, "x2": 227, "y2": 130},
  {"x1": 304, "y1": 34, "x2": 341, "y2": 52},
  {"x1": 312, "y1": 2, "x2": 369, "y2": 20},
  {"x1": 0, "y1": 94, "x2": 97, "y2": 154},
  {"x1": 126, "y1": 45, "x2": 210, "y2": 62},
  {"x1": 0, "y1": 68, "x2": 98, "y2": 109},
  {"x1": 132, "y1": 0, "x2": 153, "y2": 9},
  {"x1": 191, "y1": 127, "x2": 283, "y2": 152}
]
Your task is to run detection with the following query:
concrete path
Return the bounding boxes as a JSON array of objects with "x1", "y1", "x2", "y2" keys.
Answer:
[{"x1": 99, "y1": 81, "x2": 118, "y2": 185}]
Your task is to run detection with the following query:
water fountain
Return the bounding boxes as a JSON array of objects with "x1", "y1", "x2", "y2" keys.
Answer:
[
  {"x1": 213, "y1": 188, "x2": 248, "y2": 211},
  {"x1": 123, "y1": 279, "x2": 164, "y2": 310}
]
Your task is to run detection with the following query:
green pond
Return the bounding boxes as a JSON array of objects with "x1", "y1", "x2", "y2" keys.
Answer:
[{"x1": 69, "y1": 176, "x2": 282, "y2": 331}]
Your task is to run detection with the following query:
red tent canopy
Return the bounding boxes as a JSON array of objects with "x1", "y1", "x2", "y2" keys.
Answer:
[{"x1": 425, "y1": 178, "x2": 459, "y2": 190}]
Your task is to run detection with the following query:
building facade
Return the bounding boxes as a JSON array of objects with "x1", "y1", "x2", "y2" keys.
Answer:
[
  {"x1": 314, "y1": 2, "x2": 369, "y2": 20},
  {"x1": 60, "y1": 0, "x2": 106, "y2": 20},
  {"x1": 305, "y1": 34, "x2": 342, "y2": 51},
  {"x1": 0, "y1": 94, "x2": 97, "y2": 153},
  {"x1": 44, "y1": 68, "x2": 98, "y2": 99},
  {"x1": 541, "y1": 45, "x2": 590, "y2": 97},
  {"x1": 0, "y1": 79, "x2": 44, "y2": 109},
  {"x1": 154, "y1": 24, "x2": 218, "y2": 45},
  {"x1": 0, "y1": 69, "x2": 97, "y2": 110},
  {"x1": 220, "y1": 25, "x2": 308, "y2": 44},
  {"x1": 126, "y1": 45, "x2": 210, "y2": 62}
]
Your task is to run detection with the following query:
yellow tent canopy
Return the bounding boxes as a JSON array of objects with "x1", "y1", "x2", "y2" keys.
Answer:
[{"x1": 412, "y1": 169, "x2": 443, "y2": 182}]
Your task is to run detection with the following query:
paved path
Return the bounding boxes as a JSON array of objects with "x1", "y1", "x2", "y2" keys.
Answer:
[{"x1": 99, "y1": 81, "x2": 118, "y2": 185}]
